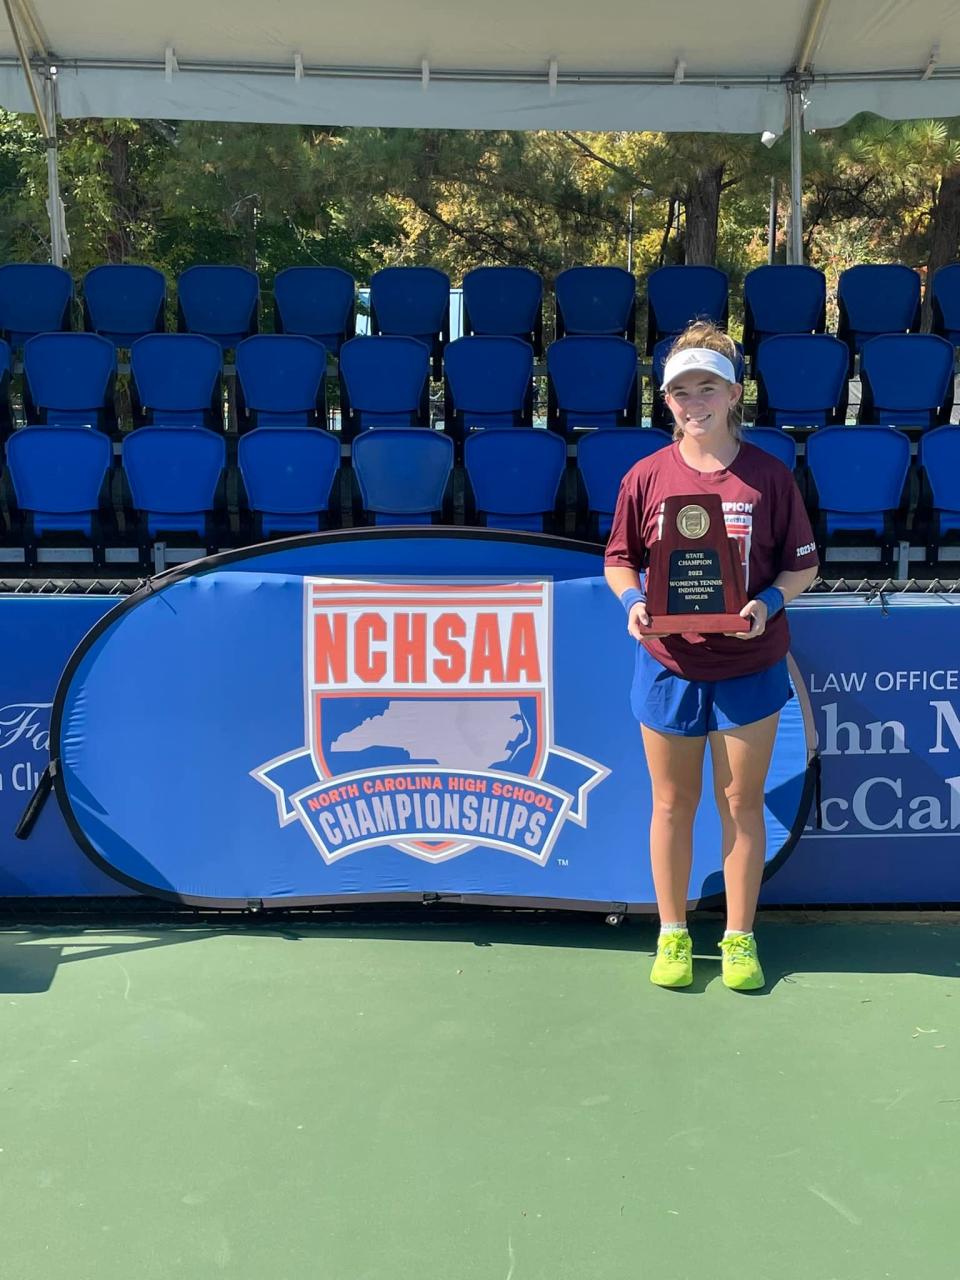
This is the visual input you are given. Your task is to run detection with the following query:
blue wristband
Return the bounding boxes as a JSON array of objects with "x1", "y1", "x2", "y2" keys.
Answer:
[
  {"x1": 620, "y1": 587, "x2": 647, "y2": 615},
  {"x1": 755, "y1": 586, "x2": 784, "y2": 617}
]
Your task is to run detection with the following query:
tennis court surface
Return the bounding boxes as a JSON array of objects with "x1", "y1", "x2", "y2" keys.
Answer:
[{"x1": 2, "y1": 910, "x2": 957, "y2": 1279}]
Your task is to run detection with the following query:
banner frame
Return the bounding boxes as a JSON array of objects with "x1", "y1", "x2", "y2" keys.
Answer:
[{"x1": 44, "y1": 528, "x2": 816, "y2": 912}]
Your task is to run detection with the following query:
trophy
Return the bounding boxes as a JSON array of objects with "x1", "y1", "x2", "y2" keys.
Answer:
[{"x1": 638, "y1": 493, "x2": 751, "y2": 635}]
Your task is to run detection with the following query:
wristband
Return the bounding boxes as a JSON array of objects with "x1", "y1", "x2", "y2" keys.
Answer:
[
  {"x1": 620, "y1": 587, "x2": 647, "y2": 615},
  {"x1": 755, "y1": 586, "x2": 784, "y2": 617}
]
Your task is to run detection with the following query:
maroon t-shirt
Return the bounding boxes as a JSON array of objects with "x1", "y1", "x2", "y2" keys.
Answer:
[{"x1": 604, "y1": 440, "x2": 819, "y2": 680}]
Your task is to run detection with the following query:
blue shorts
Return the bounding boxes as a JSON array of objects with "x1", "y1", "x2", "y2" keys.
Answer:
[{"x1": 631, "y1": 647, "x2": 792, "y2": 737}]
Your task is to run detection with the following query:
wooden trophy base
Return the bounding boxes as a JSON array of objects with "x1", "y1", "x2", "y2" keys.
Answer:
[{"x1": 638, "y1": 612, "x2": 751, "y2": 636}]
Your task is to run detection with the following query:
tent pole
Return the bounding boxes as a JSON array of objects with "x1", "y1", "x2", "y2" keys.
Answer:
[
  {"x1": 786, "y1": 0, "x2": 827, "y2": 268},
  {"x1": 794, "y1": 0, "x2": 831, "y2": 75},
  {"x1": 1, "y1": 0, "x2": 45, "y2": 122},
  {"x1": 767, "y1": 177, "x2": 777, "y2": 264},
  {"x1": 12, "y1": 0, "x2": 49, "y2": 60},
  {"x1": 42, "y1": 72, "x2": 65, "y2": 266},
  {"x1": 1, "y1": 0, "x2": 64, "y2": 264},
  {"x1": 627, "y1": 194, "x2": 635, "y2": 274},
  {"x1": 787, "y1": 84, "x2": 804, "y2": 265}
]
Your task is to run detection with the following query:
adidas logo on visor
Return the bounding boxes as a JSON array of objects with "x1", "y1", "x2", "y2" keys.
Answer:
[{"x1": 662, "y1": 347, "x2": 736, "y2": 388}]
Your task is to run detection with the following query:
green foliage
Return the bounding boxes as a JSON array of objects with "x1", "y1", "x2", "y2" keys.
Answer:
[{"x1": 0, "y1": 109, "x2": 957, "y2": 334}]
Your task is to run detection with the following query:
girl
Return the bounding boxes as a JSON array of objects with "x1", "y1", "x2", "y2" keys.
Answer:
[{"x1": 604, "y1": 320, "x2": 819, "y2": 991}]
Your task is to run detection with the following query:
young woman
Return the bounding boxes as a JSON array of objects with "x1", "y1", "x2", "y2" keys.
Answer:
[{"x1": 604, "y1": 321, "x2": 819, "y2": 991}]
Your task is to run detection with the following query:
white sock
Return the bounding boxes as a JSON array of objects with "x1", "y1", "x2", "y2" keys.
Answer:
[
  {"x1": 660, "y1": 922, "x2": 688, "y2": 935},
  {"x1": 723, "y1": 930, "x2": 753, "y2": 940}
]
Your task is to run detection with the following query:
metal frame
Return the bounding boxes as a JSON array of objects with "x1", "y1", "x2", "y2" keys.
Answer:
[
  {"x1": 1, "y1": 0, "x2": 65, "y2": 264},
  {"x1": 2, "y1": 52, "x2": 959, "y2": 88},
  {"x1": 28, "y1": 524, "x2": 814, "y2": 912},
  {"x1": 785, "y1": 0, "x2": 833, "y2": 265},
  {"x1": 787, "y1": 81, "x2": 806, "y2": 265}
]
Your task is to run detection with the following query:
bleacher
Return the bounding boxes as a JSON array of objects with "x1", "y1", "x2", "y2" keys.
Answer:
[{"x1": 1, "y1": 260, "x2": 959, "y2": 578}]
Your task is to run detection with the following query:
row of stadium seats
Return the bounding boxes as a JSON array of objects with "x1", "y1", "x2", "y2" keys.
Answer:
[
  {"x1": 2, "y1": 423, "x2": 958, "y2": 574},
  {"x1": 0, "y1": 330, "x2": 956, "y2": 443},
  {"x1": 1, "y1": 261, "x2": 960, "y2": 373}
]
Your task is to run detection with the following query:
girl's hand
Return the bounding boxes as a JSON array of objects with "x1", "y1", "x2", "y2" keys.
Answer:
[
  {"x1": 727, "y1": 598, "x2": 768, "y2": 640},
  {"x1": 628, "y1": 601, "x2": 651, "y2": 642}
]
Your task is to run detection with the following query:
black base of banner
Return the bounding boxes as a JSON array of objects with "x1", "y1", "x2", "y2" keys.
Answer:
[
  {"x1": 0, "y1": 897, "x2": 957, "y2": 925},
  {"x1": 14, "y1": 762, "x2": 55, "y2": 840}
]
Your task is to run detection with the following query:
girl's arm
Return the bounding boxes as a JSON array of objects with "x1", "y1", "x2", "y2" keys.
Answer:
[
  {"x1": 604, "y1": 564, "x2": 641, "y2": 597},
  {"x1": 604, "y1": 565, "x2": 651, "y2": 639},
  {"x1": 732, "y1": 564, "x2": 820, "y2": 639},
  {"x1": 771, "y1": 565, "x2": 820, "y2": 603},
  {"x1": 604, "y1": 475, "x2": 651, "y2": 639}
]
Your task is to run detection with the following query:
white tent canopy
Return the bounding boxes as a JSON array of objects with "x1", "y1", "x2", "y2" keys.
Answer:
[
  {"x1": 1, "y1": 0, "x2": 960, "y2": 266},
  {"x1": 1, "y1": 0, "x2": 959, "y2": 133}
]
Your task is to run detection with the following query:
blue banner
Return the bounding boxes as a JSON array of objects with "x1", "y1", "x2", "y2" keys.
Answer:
[
  {"x1": 49, "y1": 533, "x2": 807, "y2": 907},
  {"x1": 764, "y1": 593, "x2": 960, "y2": 904},
  {"x1": 1, "y1": 532, "x2": 958, "y2": 906},
  {"x1": 0, "y1": 594, "x2": 129, "y2": 895}
]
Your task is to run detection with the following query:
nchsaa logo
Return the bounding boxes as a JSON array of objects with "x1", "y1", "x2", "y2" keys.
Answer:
[{"x1": 253, "y1": 579, "x2": 608, "y2": 864}]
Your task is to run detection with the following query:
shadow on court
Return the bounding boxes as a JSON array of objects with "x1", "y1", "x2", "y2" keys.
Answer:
[
  {"x1": 1, "y1": 908, "x2": 957, "y2": 994},
  {"x1": 656, "y1": 918, "x2": 960, "y2": 995},
  {"x1": 0, "y1": 929, "x2": 218, "y2": 994}
]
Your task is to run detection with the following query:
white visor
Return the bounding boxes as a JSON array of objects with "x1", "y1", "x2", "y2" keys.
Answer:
[{"x1": 662, "y1": 347, "x2": 736, "y2": 390}]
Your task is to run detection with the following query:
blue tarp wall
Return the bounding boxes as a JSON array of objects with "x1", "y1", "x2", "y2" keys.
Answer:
[{"x1": 0, "y1": 534, "x2": 958, "y2": 905}]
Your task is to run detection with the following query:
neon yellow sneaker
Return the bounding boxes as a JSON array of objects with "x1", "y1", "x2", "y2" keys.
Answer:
[
  {"x1": 650, "y1": 930, "x2": 693, "y2": 988},
  {"x1": 719, "y1": 933, "x2": 765, "y2": 991}
]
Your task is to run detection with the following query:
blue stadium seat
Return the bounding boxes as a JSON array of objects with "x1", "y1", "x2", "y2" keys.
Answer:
[
  {"x1": 754, "y1": 335, "x2": 849, "y2": 429},
  {"x1": 742, "y1": 265, "x2": 826, "y2": 363},
  {"x1": 464, "y1": 428, "x2": 567, "y2": 532},
  {"x1": 5, "y1": 425, "x2": 111, "y2": 541},
  {"x1": 177, "y1": 266, "x2": 259, "y2": 348},
  {"x1": 0, "y1": 339, "x2": 12, "y2": 441},
  {"x1": 82, "y1": 264, "x2": 166, "y2": 346},
  {"x1": 122, "y1": 425, "x2": 226, "y2": 540},
  {"x1": 577, "y1": 428, "x2": 672, "y2": 538},
  {"x1": 744, "y1": 427, "x2": 797, "y2": 471},
  {"x1": 22, "y1": 333, "x2": 117, "y2": 431},
  {"x1": 273, "y1": 266, "x2": 355, "y2": 354},
  {"x1": 369, "y1": 267, "x2": 450, "y2": 378},
  {"x1": 806, "y1": 426, "x2": 910, "y2": 549},
  {"x1": 338, "y1": 336, "x2": 430, "y2": 438},
  {"x1": 650, "y1": 336, "x2": 745, "y2": 428},
  {"x1": 858, "y1": 334, "x2": 955, "y2": 429},
  {"x1": 547, "y1": 336, "x2": 638, "y2": 433},
  {"x1": 130, "y1": 334, "x2": 223, "y2": 428},
  {"x1": 930, "y1": 263, "x2": 960, "y2": 347},
  {"x1": 555, "y1": 266, "x2": 636, "y2": 342},
  {"x1": 443, "y1": 336, "x2": 533, "y2": 441},
  {"x1": 462, "y1": 267, "x2": 543, "y2": 354},
  {"x1": 645, "y1": 265, "x2": 728, "y2": 353},
  {"x1": 836, "y1": 265, "x2": 920, "y2": 371},
  {"x1": 0, "y1": 263, "x2": 72, "y2": 347},
  {"x1": 918, "y1": 426, "x2": 960, "y2": 553},
  {"x1": 351, "y1": 428, "x2": 454, "y2": 525},
  {"x1": 235, "y1": 334, "x2": 328, "y2": 430},
  {"x1": 238, "y1": 427, "x2": 341, "y2": 536}
]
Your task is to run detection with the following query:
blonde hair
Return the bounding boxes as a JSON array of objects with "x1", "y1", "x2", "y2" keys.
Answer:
[{"x1": 663, "y1": 319, "x2": 743, "y2": 442}]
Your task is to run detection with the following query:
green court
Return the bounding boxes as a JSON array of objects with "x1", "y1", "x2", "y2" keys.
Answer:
[{"x1": 2, "y1": 912, "x2": 957, "y2": 1279}]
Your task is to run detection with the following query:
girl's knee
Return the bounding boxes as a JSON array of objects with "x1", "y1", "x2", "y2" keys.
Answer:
[
  {"x1": 652, "y1": 788, "x2": 701, "y2": 817},
  {"x1": 715, "y1": 789, "x2": 766, "y2": 825}
]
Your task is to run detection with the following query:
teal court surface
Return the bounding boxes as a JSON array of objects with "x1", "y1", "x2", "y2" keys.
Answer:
[{"x1": 1, "y1": 911, "x2": 957, "y2": 1280}]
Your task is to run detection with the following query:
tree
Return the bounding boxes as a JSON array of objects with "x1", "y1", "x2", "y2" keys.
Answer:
[
  {"x1": 800, "y1": 116, "x2": 960, "y2": 324},
  {"x1": 0, "y1": 107, "x2": 958, "y2": 341}
]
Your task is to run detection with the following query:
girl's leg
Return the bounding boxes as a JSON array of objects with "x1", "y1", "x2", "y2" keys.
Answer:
[
  {"x1": 640, "y1": 725, "x2": 708, "y2": 922},
  {"x1": 708, "y1": 712, "x2": 780, "y2": 932}
]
